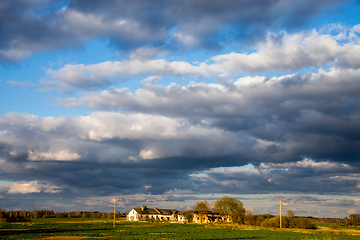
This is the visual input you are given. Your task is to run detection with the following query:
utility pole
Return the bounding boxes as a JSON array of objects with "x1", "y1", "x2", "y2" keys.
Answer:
[
  {"x1": 280, "y1": 200, "x2": 282, "y2": 229},
  {"x1": 113, "y1": 197, "x2": 116, "y2": 228}
]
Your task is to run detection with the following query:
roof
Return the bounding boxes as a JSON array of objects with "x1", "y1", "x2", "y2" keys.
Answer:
[{"x1": 131, "y1": 207, "x2": 179, "y2": 215}]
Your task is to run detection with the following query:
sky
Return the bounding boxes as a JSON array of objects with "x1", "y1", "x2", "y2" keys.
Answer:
[{"x1": 0, "y1": 0, "x2": 360, "y2": 218}]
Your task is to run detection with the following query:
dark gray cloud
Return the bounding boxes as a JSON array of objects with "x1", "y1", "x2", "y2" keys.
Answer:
[
  {"x1": 188, "y1": 159, "x2": 359, "y2": 195},
  {"x1": 2, "y1": 67, "x2": 360, "y2": 207},
  {"x1": 0, "y1": 0, "x2": 348, "y2": 62},
  {"x1": 1, "y1": 85, "x2": 360, "y2": 199},
  {"x1": 54, "y1": 68, "x2": 360, "y2": 166}
]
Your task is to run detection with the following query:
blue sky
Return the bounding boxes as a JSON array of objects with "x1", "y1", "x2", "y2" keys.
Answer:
[{"x1": 1, "y1": 0, "x2": 360, "y2": 218}]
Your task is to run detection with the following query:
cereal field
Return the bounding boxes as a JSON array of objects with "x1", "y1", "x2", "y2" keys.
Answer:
[{"x1": 1, "y1": 218, "x2": 360, "y2": 239}]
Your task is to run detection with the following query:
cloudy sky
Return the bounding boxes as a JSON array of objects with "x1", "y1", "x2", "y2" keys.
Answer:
[{"x1": 1, "y1": 0, "x2": 360, "y2": 218}]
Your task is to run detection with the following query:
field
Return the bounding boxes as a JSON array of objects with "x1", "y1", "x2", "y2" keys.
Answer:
[{"x1": 1, "y1": 218, "x2": 360, "y2": 240}]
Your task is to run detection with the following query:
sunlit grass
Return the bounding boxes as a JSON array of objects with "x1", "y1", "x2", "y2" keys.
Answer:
[{"x1": 1, "y1": 219, "x2": 360, "y2": 239}]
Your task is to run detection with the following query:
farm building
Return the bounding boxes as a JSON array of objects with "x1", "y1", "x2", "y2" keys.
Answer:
[
  {"x1": 127, "y1": 206, "x2": 185, "y2": 222},
  {"x1": 192, "y1": 211, "x2": 231, "y2": 224}
]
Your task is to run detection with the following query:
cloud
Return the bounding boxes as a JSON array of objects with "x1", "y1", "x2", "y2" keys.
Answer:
[
  {"x1": 2, "y1": 181, "x2": 62, "y2": 194},
  {"x1": 54, "y1": 68, "x2": 360, "y2": 160},
  {"x1": 44, "y1": 59, "x2": 213, "y2": 89},
  {"x1": 347, "y1": 209, "x2": 358, "y2": 214},
  {"x1": 56, "y1": 67, "x2": 360, "y2": 118},
  {"x1": 5, "y1": 80, "x2": 37, "y2": 87},
  {"x1": 28, "y1": 150, "x2": 81, "y2": 161},
  {"x1": 44, "y1": 26, "x2": 360, "y2": 90},
  {"x1": 0, "y1": 0, "x2": 347, "y2": 62},
  {"x1": 260, "y1": 159, "x2": 351, "y2": 171},
  {"x1": 0, "y1": 104, "x2": 359, "y2": 197},
  {"x1": 213, "y1": 28, "x2": 360, "y2": 73},
  {"x1": 188, "y1": 158, "x2": 360, "y2": 195}
]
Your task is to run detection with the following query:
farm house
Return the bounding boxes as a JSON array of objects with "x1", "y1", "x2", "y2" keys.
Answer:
[{"x1": 127, "y1": 206, "x2": 184, "y2": 222}]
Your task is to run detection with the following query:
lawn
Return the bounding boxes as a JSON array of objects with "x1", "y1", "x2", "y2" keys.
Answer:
[{"x1": 1, "y1": 218, "x2": 360, "y2": 239}]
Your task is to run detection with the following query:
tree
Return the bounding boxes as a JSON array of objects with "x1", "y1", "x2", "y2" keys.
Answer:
[
  {"x1": 184, "y1": 210, "x2": 194, "y2": 222},
  {"x1": 213, "y1": 196, "x2": 245, "y2": 223},
  {"x1": 194, "y1": 200, "x2": 210, "y2": 213},
  {"x1": 244, "y1": 208, "x2": 255, "y2": 226},
  {"x1": 194, "y1": 200, "x2": 210, "y2": 223},
  {"x1": 286, "y1": 209, "x2": 295, "y2": 218}
]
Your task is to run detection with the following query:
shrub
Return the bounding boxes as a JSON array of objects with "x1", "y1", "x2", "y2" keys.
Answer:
[
  {"x1": 261, "y1": 216, "x2": 289, "y2": 228},
  {"x1": 0, "y1": 216, "x2": 31, "y2": 223},
  {"x1": 289, "y1": 217, "x2": 316, "y2": 229},
  {"x1": 328, "y1": 223, "x2": 339, "y2": 229},
  {"x1": 261, "y1": 216, "x2": 316, "y2": 229},
  {"x1": 254, "y1": 214, "x2": 274, "y2": 226}
]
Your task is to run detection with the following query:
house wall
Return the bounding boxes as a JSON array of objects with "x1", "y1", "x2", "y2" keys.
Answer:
[
  {"x1": 193, "y1": 214, "x2": 210, "y2": 223},
  {"x1": 127, "y1": 209, "x2": 139, "y2": 221},
  {"x1": 193, "y1": 213, "x2": 231, "y2": 223},
  {"x1": 127, "y1": 209, "x2": 176, "y2": 222}
]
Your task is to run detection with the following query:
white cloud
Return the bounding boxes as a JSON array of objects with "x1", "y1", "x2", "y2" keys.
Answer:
[
  {"x1": 5, "y1": 181, "x2": 62, "y2": 194},
  {"x1": 174, "y1": 31, "x2": 200, "y2": 46},
  {"x1": 260, "y1": 159, "x2": 351, "y2": 170},
  {"x1": 212, "y1": 29, "x2": 360, "y2": 73},
  {"x1": 28, "y1": 150, "x2": 81, "y2": 161},
  {"x1": 347, "y1": 209, "x2": 358, "y2": 215},
  {"x1": 0, "y1": 49, "x2": 31, "y2": 62},
  {"x1": 45, "y1": 26, "x2": 360, "y2": 90},
  {"x1": 129, "y1": 47, "x2": 167, "y2": 60},
  {"x1": 139, "y1": 149, "x2": 160, "y2": 160},
  {"x1": 56, "y1": 67, "x2": 360, "y2": 124},
  {"x1": 45, "y1": 59, "x2": 214, "y2": 89}
]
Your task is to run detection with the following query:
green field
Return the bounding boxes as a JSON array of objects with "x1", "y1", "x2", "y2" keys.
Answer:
[{"x1": 1, "y1": 218, "x2": 360, "y2": 240}]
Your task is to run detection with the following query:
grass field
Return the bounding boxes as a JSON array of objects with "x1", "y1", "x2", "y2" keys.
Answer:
[{"x1": 1, "y1": 218, "x2": 360, "y2": 239}]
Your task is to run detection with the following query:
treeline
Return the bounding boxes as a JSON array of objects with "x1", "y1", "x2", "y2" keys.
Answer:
[
  {"x1": 241, "y1": 212, "x2": 360, "y2": 229},
  {"x1": 259, "y1": 216, "x2": 316, "y2": 229},
  {"x1": 191, "y1": 197, "x2": 316, "y2": 229},
  {"x1": 311, "y1": 214, "x2": 360, "y2": 227},
  {"x1": 0, "y1": 209, "x2": 124, "y2": 222}
]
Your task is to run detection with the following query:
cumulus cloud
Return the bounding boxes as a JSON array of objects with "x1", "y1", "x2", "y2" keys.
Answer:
[
  {"x1": 347, "y1": 209, "x2": 358, "y2": 214},
  {"x1": 45, "y1": 27, "x2": 360, "y2": 90},
  {"x1": 0, "y1": 98, "x2": 359, "y2": 197},
  {"x1": 28, "y1": 150, "x2": 81, "y2": 161},
  {"x1": 0, "y1": 0, "x2": 346, "y2": 62},
  {"x1": 44, "y1": 59, "x2": 213, "y2": 89},
  {"x1": 260, "y1": 159, "x2": 352, "y2": 171},
  {"x1": 54, "y1": 68, "x2": 360, "y2": 163},
  {"x1": 56, "y1": 68, "x2": 360, "y2": 120},
  {"x1": 188, "y1": 158, "x2": 359, "y2": 195},
  {"x1": 3, "y1": 61, "x2": 360, "y2": 196},
  {"x1": 213, "y1": 28, "x2": 360, "y2": 73},
  {"x1": 2, "y1": 181, "x2": 62, "y2": 194}
]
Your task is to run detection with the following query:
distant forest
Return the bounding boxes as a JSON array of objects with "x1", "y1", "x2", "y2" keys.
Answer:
[{"x1": 0, "y1": 209, "x2": 124, "y2": 222}]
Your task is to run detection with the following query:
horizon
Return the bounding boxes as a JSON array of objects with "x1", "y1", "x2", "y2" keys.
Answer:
[{"x1": 1, "y1": 0, "x2": 360, "y2": 218}]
